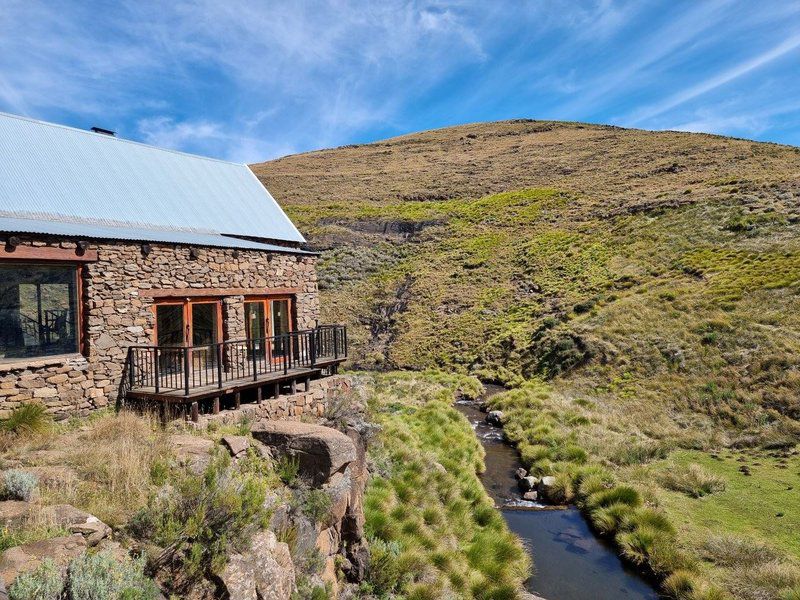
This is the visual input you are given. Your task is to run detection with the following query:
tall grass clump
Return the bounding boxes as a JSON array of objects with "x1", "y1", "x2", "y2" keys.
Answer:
[
  {"x1": 2, "y1": 403, "x2": 51, "y2": 436},
  {"x1": 659, "y1": 463, "x2": 726, "y2": 498},
  {"x1": 361, "y1": 372, "x2": 529, "y2": 598}
]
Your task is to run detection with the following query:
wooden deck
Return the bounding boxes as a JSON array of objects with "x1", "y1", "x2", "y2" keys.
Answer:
[
  {"x1": 123, "y1": 325, "x2": 347, "y2": 418},
  {"x1": 126, "y1": 359, "x2": 342, "y2": 404}
]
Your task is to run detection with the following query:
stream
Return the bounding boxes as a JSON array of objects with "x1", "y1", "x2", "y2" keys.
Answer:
[{"x1": 455, "y1": 391, "x2": 659, "y2": 600}]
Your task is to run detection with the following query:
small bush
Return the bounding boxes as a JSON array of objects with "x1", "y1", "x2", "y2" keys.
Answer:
[
  {"x1": 367, "y1": 538, "x2": 403, "y2": 596},
  {"x1": 69, "y1": 551, "x2": 159, "y2": 600},
  {"x1": 659, "y1": 463, "x2": 726, "y2": 498},
  {"x1": 300, "y1": 488, "x2": 333, "y2": 525},
  {"x1": 2, "y1": 403, "x2": 51, "y2": 436},
  {"x1": 276, "y1": 455, "x2": 301, "y2": 486},
  {"x1": 2, "y1": 470, "x2": 39, "y2": 501},
  {"x1": 8, "y1": 559, "x2": 64, "y2": 600}
]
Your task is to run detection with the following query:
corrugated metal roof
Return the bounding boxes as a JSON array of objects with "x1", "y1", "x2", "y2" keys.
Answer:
[
  {"x1": 0, "y1": 216, "x2": 315, "y2": 254},
  {"x1": 0, "y1": 112, "x2": 306, "y2": 247}
]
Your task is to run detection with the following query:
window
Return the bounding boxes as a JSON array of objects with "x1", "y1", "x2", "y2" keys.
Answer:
[
  {"x1": 244, "y1": 297, "x2": 294, "y2": 358},
  {"x1": 0, "y1": 265, "x2": 79, "y2": 360}
]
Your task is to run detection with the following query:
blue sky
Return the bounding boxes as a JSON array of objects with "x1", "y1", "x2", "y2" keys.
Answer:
[{"x1": 1, "y1": 1, "x2": 799, "y2": 163}]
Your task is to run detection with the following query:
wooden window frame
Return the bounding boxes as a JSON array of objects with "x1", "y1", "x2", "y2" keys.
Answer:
[{"x1": 0, "y1": 261, "x2": 85, "y2": 362}]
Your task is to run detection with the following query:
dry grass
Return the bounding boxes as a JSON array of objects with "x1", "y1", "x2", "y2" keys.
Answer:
[
  {"x1": 2, "y1": 410, "x2": 171, "y2": 528},
  {"x1": 658, "y1": 463, "x2": 726, "y2": 498}
]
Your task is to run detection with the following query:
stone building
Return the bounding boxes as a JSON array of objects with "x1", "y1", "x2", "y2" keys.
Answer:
[{"x1": 0, "y1": 112, "x2": 346, "y2": 420}]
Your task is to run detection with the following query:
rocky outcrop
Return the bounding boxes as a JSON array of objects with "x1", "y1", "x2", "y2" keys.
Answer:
[
  {"x1": 486, "y1": 410, "x2": 504, "y2": 426},
  {"x1": 219, "y1": 530, "x2": 295, "y2": 600},
  {"x1": 0, "y1": 534, "x2": 86, "y2": 588},
  {"x1": 0, "y1": 502, "x2": 110, "y2": 547},
  {"x1": 252, "y1": 421, "x2": 356, "y2": 485}
]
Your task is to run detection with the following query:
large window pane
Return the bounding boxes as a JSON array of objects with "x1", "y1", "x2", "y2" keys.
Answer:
[{"x1": 0, "y1": 265, "x2": 79, "y2": 360}]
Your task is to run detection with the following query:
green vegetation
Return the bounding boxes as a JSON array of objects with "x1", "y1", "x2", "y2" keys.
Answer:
[
  {"x1": 7, "y1": 552, "x2": 159, "y2": 600},
  {"x1": 360, "y1": 371, "x2": 529, "y2": 599},
  {"x1": 2, "y1": 402, "x2": 52, "y2": 436}
]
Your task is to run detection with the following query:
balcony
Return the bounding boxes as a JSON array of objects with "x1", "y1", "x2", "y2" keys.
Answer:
[{"x1": 124, "y1": 325, "x2": 347, "y2": 414}]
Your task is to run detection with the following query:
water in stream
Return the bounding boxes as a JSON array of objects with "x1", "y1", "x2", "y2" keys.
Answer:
[{"x1": 455, "y1": 397, "x2": 659, "y2": 600}]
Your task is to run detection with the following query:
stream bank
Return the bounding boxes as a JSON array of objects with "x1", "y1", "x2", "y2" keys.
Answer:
[{"x1": 455, "y1": 391, "x2": 658, "y2": 600}]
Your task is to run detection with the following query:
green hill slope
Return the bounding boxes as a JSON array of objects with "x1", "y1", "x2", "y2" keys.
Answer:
[{"x1": 253, "y1": 121, "x2": 800, "y2": 598}]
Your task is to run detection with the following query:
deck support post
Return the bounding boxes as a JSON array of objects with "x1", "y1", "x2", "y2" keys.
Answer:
[
  {"x1": 304, "y1": 376, "x2": 311, "y2": 392},
  {"x1": 257, "y1": 386, "x2": 263, "y2": 404},
  {"x1": 234, "y1": 392, "x2": 241, "y2": 410},
  {"x1": 273, "y1": 382, "x2": 280, "y2": 399},
  {"x1": 212, "y1": 396, "x2": 220, "y2": 414},
  {"x1": 190, "y1": 401, "x2": 199, "y2": 423},
  {"x1": 291, "y1": 379, "x2": 297, "y2": 394}
]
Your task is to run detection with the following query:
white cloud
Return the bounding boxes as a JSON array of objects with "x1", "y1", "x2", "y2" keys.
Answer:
[{"x1": 626, "y1": 31, "x2": 800, "y2": 126}]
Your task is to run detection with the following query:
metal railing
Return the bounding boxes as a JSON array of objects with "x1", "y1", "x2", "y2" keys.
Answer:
[{"x1": 126, "y1": 325, "x2": 347, "y2": 396}]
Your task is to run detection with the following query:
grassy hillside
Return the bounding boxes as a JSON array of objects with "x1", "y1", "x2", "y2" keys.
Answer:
[{"x1": 253, "y1": 121, "x2": 800, "y2": 598}]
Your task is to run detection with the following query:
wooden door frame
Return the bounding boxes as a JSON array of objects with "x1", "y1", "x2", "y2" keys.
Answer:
[
  {"x1": 152, "y1": 297, "x2": 223, "y2": 347},
  {"x1": 244, "y1": 295, "x2": 295, "y2": 338}
]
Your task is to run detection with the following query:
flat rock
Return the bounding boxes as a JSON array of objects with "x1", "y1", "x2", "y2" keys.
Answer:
[
  {"x1": 0, "y1": 534, "x2": 86, "y2": 587},
  {"x1": 0, "y1": 502, "x2": 109, "y2": 546},
  {"x1": 523, "y1": 491, "x2": 539, "y2": 502},
  {"x1": 170, "y1": 434, "x2": 214, "y2": 473},
  {"x1": 252, "y1": 421, "x2": 356, "y2": 485},
  {"x1": 515, "y1": 467, "x2": 528, "y2": 480},
  {"x1": 0, "y1": 502, "x2": 33, "y2": 529},
  {"x1": 222, "y1": 435, "x2": 250, "y2": 457}
]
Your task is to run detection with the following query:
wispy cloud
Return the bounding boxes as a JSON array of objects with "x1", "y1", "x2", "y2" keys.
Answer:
[
  {"x1": 1, "y1": 1, "x2": 800, "y2": 159},
  {"x1": 626, "y1": 31, "x2": 800, "y2": 125}
]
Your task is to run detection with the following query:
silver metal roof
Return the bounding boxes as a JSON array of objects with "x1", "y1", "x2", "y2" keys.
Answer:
[
  {"x1": 0, "y1": 216, "x2": 314, "y2": 254},
  {"x1": 0, "y1": 112, "x2": 306, "y2": 248}
]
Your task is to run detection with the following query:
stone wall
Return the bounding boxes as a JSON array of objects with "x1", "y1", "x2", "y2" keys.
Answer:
[
  {"x1": 0, "y1": 236, "x2": 320, "y2": 419},
  {"x1": 191, "y1": 375, "x2": 354, "y2": 429}
]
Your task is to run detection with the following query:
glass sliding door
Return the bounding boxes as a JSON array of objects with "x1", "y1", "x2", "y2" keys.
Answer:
[
  {"x1": 271, "y1": 299, "x2": 291, "y2": 358},
  {"x1": 245, "y1": 301, "x2": 267, "y2": 359},
  {"x1": 155, "y1": 304, "x2": 184, "y2": 347}
]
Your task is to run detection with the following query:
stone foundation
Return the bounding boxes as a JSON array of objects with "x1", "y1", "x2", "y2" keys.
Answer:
[{"x1": 186, "y1": 375, "x2": 354, "y2": 429}]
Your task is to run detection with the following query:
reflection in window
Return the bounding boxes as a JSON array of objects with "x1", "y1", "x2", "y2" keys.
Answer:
[{"x1": 0, "y1": 265, "x2": 79, "y2": 360}]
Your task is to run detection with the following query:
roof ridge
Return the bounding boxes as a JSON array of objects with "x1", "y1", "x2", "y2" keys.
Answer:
[{"x1": 0, "y1": 110, "x2": 246, "y2": 167}]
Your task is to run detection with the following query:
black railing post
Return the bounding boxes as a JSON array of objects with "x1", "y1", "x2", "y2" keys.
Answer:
[
  {"x1": 310, "y1": 329, "x2": 316, "y2": 367},
  {"x1": 153, "y1": 349, "x2": 160, "y2": 394},
  {"x1": 344, "y1": 326, "x2": 348, "y2": 357},
  {"x1": 284, "y1": 334, "x2": 289, "y2": 375},
  {"x1": 252, "y1": 340, "x2": 259, "y2": 382},
  {"x1": 183, "y1": 347, "x2": 190, "y2": 396},
  {"x1": 217, "y1": 343, "x2": 223, "y2": 389},
  {"x1": 128, "y1": 349, "x2": 135, "y2": 388},
  {"x1": 334, "y1": 328, "x2": 339, "y2": 360}
]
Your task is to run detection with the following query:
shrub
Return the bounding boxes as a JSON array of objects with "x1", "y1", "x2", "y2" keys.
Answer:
[
  {"x1": 8, "y1": 559, "x2": 64, "y2": 600},
  {"x1": 69, "y1": 551, "x2": 159, "y2": 600},
  {"x1": 2, "y1": 403, "x2": 51, "y2": 436},
  {"x1": 129, "y1": 450, "x2": 268, "y2": 580},
  {"x1": 367, "y1": 538, "x2": 403, "y2": 595},
  {"x1": 300, "y1": 488, "x2": 333, "y2": 525},
  {"x1": 2, "y1": 470, "x2": 39, "y2": 501},
  {"x1": 659, "y1": 463, "x2": 726, "y2": 498},
  {"x1": 276, "y1": 455, "x2": 301, "y2": 486}
]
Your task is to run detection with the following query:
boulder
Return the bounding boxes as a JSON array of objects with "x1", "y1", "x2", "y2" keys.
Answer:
[
  {"x1": 170, "y1": 434, "x2": 214, "y2": 473},
  {"x1": 221, "y1": 435, "x2": 250, "y2": 458},
  {"x1": 219, "y1": 530, "x2": 295, "y2": 600},
  {"x1": 518, "y1": 476, "x2": 539, "y2": 493},
  {"x1": 0, "y1": 534, "x2": 86, "y2": 587},
  {"x1": 515, "y1": 467, "x2": 528, "y2": 480},
  {"x1": 523, "y1": 491, "x2": 539, "y2": 502},
  {"x1": 44, "y1": 505, "x2": 111, "y2": 546},
  {"x1": 0, "y1": 502, "x2": 32, "y2": 529},
  {"x1": 0, "y1": 502, "x2": 109, "y2": 546},
  {"x1": 252, "y1": 421, "x2": 356, "y2": 485},
  {"x1": 537, "y1": 476, "x2": 558, "y2": 502},
  {"x1": 486, "y1": 410, "x2": 504, "y2": 426}
]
